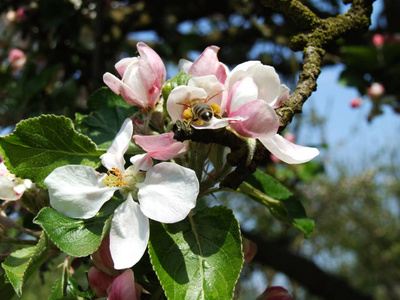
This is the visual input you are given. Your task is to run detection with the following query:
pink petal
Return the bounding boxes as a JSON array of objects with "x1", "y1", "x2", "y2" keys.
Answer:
[
  {"x1": 137, "y1": 42, "x2": 166, "y2": 86},
  {"x1": 229, "y1": 100, "x2": 279, "y2": 139},
  {"x1": 189, "y1": 46, "x2": 228, "y2": 84},
  {"x1": 226, "y1": 77, "x2": 258, "y2": 114},
  {"x1": 133, "y1": 133, "x2": 188, "y2": 160},
  {"x1": 108, "y1": 269, "x2": 140, "y2": 300},
  {"x1": 115, "y1": 57, "x2": 137, "y2": 77},
  {"x1": 259, "y1": 134, "x2": 319, "y2": 164}
]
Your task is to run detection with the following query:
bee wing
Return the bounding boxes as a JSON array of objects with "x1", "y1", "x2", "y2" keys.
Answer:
[
  {"x1": 176, "y1": 99, "x2": 194, "y2": 107},
  {"x1": 205, "y1": 89, "x2": 223, "y2": 103}
]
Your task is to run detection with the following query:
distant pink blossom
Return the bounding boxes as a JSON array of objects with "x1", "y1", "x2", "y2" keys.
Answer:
[
  {"x1": 367, "y1": 82, "x2": 385, "y2": 101},
  {"x1": 242, "y1": 237, "x2": 258, "y2": 265},
  {"x1": 372, "y1": 34, "x2": 384, "y2": 48},
  {"x1": 103, "y1": 42, "x2": 166, "y2": 109},
  {"x1": 8, "y1": 49, "x2": 27, "y2": 71},
  {"x1": 350, "y1": 97, "x2": 363, "y2": 108}
]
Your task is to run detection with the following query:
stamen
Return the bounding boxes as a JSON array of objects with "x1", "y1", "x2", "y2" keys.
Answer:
[{"x1": 103, "y1": 167, "x2": 128, "y2": 187}]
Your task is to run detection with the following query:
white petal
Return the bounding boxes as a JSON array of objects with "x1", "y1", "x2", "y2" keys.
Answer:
[
  {"x1": 129, "y1": 153, "x2": 153, "y2": 175},
  {"x1": 0, "y1": 177, "x2": 20, "y2": 200},
  {"x1": 44, "y1": 165, "x2": 117, "y2": 219},
  {"x1": 110, "y1": 195, "x2": 149, "y2": 269},
  {"x1": 166, "y1": 86, "x2": 208, "y2": 122},
  {"x1": 178, "y1": 58, "x2": 192, "y2": 73},
  {"x1": 228, "y1": 77, "x2": 258, "y2": 113},
  {"x1": 101, "y1": 118, "x2": 133, "y2": 172},
  {"x1": 259, "y1": 134, "x2": 319, "y2": 164},
  {"x1": 137, "y1": 162, "x2": 199, "y2": 223}
]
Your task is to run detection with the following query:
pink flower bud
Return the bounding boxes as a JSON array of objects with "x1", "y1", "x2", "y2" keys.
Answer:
[
  {"x1": 242, "y1": 237, "x2": 258, "y2": 265},
  {"x1": 257, "y1": 286, "x2": 294, "y2": 300},
  {"x1": 367, "y1": 83, "x2": 385, "y2": 101},
  {"x1": 350, "y1": 97, "x2": 362, "y2": 108},
  {"x1": 372, "y1": 34, "x2": 384, "y2": 48},
  {"x1": 108, "y1": 269, "x2": 141, "y2": 300},
  {"x1": 88, "y1": 267, "x2": 114, "y2": 298},
  {"x1": 8, "y1": 49, "x2": 27, "y2": 71},
  {"x1": 91, "y1": 235, "x2": 119, "y2": 276}
]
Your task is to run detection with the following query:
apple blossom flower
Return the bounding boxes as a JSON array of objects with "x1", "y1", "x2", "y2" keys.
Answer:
[
  {"x1": 166, "y1": 75, "x2": 244, "y2": 129},
  {"x1": 367, "y1": 82, "x2": 385, "y2": 101},
  {"x1": 179, "y1": 46, "x2": 229, "y2": 84},
  {"x1": 224, "y1": 61, "x2": 319, "y2": 164},
  {"x1": 372, "y1": 33, "x2": 385, "y2": 48},
  {"x1": 0, "y1": 161, "x2": 33, "y2": 200},
  {"x1": 103, "y1": 42, "x2": 166, "y2": 109},
  {"x1": 44, "y1": 119, "x2": 199, "y2": 269},
  {"x1": 8, "y1": 49, "x2": 27, "y2": 71}
]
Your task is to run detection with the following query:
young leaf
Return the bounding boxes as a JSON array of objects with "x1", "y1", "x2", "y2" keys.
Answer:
[
  {"x1": 0, "y1": 114, "x2": 103, "y2": 188},
  {"x1": 148, "y1": 206, "x2": 243, "y2": 300},
  {"x1": 75, "y1": 87, "x2": 138, "y2": 149},
  {"x1": 2, "y1": 231, "x2": 50, "y2": 296},
  {"x1": 242, "y1": 171, "x2": 314, "y2": 237},
  {"x1": 34, "y1": 198, "x2": 121, "y2": 257}
]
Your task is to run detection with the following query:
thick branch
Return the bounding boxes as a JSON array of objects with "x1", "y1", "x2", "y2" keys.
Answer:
[
  {"x1": 243, "y1": 231, "x2": 373, "y2": 300},
  {"x1": 262, "y1": 0, "x2": 375, "y2": 128}
]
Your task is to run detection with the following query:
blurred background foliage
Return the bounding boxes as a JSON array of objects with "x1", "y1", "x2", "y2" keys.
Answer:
[{"x1": 1, "y1": 0, "x2": 399, "y2": 299}]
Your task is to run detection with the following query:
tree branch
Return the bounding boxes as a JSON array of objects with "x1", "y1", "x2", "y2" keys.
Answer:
[{"x1": 243, "y1": 231, "x2": 373, "y2": 300}]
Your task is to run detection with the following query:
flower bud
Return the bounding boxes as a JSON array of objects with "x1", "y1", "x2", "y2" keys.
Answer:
[
  {"x1": 107, "y1": 269, "x2": 141, "y2": 300},
  {"x1": 242, "y1": 236, "x2": 258, "y2": 265},
  {"x1": 350, "y1": 97, "x2": 362, "y2": 108},
  {"x1": 256, "y1": 286, "x2": 293, "y2": 300},
  {"x1": 88, "y1": 267, "x2": 113, "y2": 298},
  {"x1": 367, "y1": 83, "x2": 385, "y2": 101},
  {"x1": 91, "y1": 235, "x2": 119, "y2": 276}
]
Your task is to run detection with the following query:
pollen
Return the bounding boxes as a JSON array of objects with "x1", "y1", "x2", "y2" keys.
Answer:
[
  {"x1": 210, "y1": 103, "x2": 221, "y2": 115},
  {"x1": 182, "y1": 107, "x2": 193, "y2": 120},
  {"x1": 102, "y1": 167, "x2": 128, "y2": 187}
]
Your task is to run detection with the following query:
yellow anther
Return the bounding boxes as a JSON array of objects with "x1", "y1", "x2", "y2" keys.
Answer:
[{"x1": 103, "y1": 168, "x2": 127, "y2": 188}]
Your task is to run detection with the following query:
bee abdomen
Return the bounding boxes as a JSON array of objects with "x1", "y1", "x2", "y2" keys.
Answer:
[{"x1": 193, "y1": 103, "x2": 214, "y2": 122}]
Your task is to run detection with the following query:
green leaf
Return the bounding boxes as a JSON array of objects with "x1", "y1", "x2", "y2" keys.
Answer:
[
  {"x1": 75, "y1": 87, "x2": 138, "y2": 149},
  {"x1": 246, "y1": 169, "x2": 292, "y2": 200},
  {"x1": 241, "y1": 173, "x2": 314, "y2": 237},
  {"x1": 149, "y1": 206, "x2": 243, "y2": 300},
  {"x1": 0, "y1": 115, "x2": 103, "y2": 188},
  {"x1": 2, "y1": 231, "x2": 50, "y2": 296},
  {"x1": 0, "y1": 276, "x2": 17, "y2": 300},
  {"x1": 161, "y1": 72, "x2": 192, "y2": 102},
  {"x1": 34, "y1": 198, "x2": 121, "y2": 257}
]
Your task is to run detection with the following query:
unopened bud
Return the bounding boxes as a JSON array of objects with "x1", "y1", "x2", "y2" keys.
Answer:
[
  {"x1": 350, "y1": 97, "x2": 362, "y2": 108},
  {"x1": 108, "y1": 269, "x2": 142, "y2": 300},
  {"x1": 257, "y1": 286, "x2": 293, "y2": 300},
  {"x1": 88, "y1": 267, "x2": 113, "y2": 298},
  {"x1": 91, "y1": 235, "x2": 119, "y2": 276},
  {"x1": 372, "y1": 34, "x2": 384, "y2": 48},
  {"x1": 367, "y1": 83, "x2": 385, "y2": 101},
  {"x1": 242, "y1": 237, "x2": 258, "y2": 265}
]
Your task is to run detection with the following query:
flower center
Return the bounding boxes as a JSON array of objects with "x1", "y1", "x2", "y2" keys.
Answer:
[{"x1": 103, "y1": 167, "x2": 127, "y2": 187}]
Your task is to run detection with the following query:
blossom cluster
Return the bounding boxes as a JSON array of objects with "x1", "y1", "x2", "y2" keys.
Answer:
[{"x1": 43, "y1": 42, "x2": 318, "y2": 277}]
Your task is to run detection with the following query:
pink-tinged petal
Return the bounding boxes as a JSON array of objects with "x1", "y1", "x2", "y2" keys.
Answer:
[
  {"x1": 108, "y1": 269, "x2": 141, "y2": 300},
  {"x1": 101, "y1": 118, "x2": 133, "y2": 172},
  {"x1": 138, "y1": 58, "x2": 162, "y2": 108},
  {"x1": 0, "y1": 177, "x2": 20, "y2": 200},
  {"x1": 88, "y1": 267, "x2": 113, "y2": 298},
  {"x1": 103, "y1": 72, "x2": 145, "y2": 108},
  {"x1": 137, "y1": 163, "x2": 199, "y2": 223},
  {"x1": 110, "y1": 196, "x2": 149, "y2": 269},
  {"x1": 227, "y1": 61, "x2": 280, "y2": 105},
  {"x1": 115, "y1": 57, "x2": 137, "y2": 77},
  {"x1": 259, "y1": 134, "x2": 319, "y2": 164},
  {"x1": 273, "y1": 84, "x2": 290, "y2": 109},
  {"x1": 188, "y1": 75, "x2": 224, "y2": 107},
  {"x1": 133, "y1": 133, "x2": 188, "y2": 160},
  {"x1": 121, "y1": 60, "x2": 149, "y2": 107},
  {"x1": 229, "y1": 100, "x2": 279, "y2": 139},
  {"x1": 166, "y1": 85, "x2": 208, "y2": 122},
  {"x1": 227, "y1": 77, "x2": 258, "y2": 114},
  {"x1": 242, "y1": 236, "x2": 258, "y2": 265},
  {"x1": 137, "y1": 42, "x2": 166, "y2": 85},
  {"x1": 188, "y1": 46, "x2": 228, "y2": 83},
  {"x1": 44, "y1": 165, "x2": 117, "y2": 219}
]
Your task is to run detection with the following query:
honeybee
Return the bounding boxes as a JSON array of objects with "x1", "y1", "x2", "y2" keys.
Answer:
[{"x1": 177, "y1": 91, "x2": 222, "y2": 126}]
